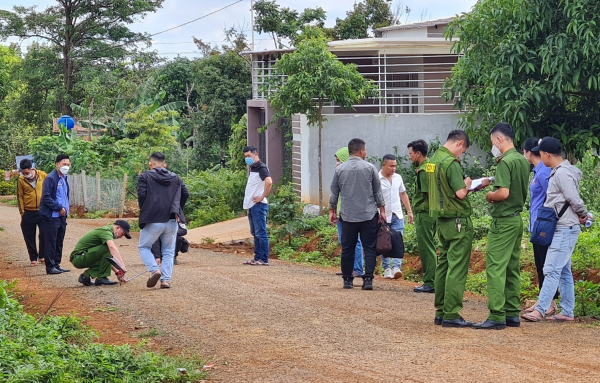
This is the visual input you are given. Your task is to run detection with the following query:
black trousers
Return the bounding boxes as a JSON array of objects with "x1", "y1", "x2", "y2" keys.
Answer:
[
  {"x1": 340, "y1": 214, "x2": 379, "y2": 279},
  {"x1": 21, "y1": 210, "x2": 45, "y2": 262},
  {"x1": 41, "y1": 216, "x2": 67, "y2": 271},
  {"x1": 151, "y1": 236, "x2": 183, "y2": 259},
  {"x1": 533, "y1": 243, "x2": 559, "y2": 300}
]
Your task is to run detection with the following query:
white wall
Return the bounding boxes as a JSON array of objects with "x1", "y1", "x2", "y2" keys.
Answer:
[{"x1": 299, "y1": 113, "x2": 486, "y2": 205}]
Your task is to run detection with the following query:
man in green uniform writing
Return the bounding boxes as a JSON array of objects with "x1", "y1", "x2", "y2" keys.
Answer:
[
  {"x1": 473, "y1": 123, "x2": 530, "y2": 330},
  {"x1": 427, "y1": 130, "x2": 485, "y2": 327},
  {"x1": 408, "y1": 139, "x2": 436, "y2": 294},
  {"x1": 70, "y1": 220, "x2": 132, "y2": 286}
]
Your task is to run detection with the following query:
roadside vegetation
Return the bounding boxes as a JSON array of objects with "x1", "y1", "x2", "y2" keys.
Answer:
[{"x1": 0, "y1": 280, "x2": 206, "y2": 382}]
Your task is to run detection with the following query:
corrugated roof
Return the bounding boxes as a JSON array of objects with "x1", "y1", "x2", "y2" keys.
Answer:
[{"x1": 375, "y1": 17, "x2": 456, "y2": 32}]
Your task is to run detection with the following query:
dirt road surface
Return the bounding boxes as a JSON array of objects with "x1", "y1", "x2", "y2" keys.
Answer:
[{"x1": 1, "y1": 203, "x2": 599, "y2": 382}]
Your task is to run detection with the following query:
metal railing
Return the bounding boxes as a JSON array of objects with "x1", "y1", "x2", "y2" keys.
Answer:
[{"x1": 251, "y1": 53, "x2": 461, "y2": 114}]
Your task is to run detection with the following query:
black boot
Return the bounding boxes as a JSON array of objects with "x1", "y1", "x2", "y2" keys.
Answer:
[
  {"x1": 362, "y1": 277, "x2": 373, "y2": 290},
  {"x1": 343, "y1": 277, "x2": 354, "y2": 289}
]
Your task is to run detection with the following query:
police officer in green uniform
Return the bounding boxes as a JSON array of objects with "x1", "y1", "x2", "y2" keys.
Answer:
[
  {"x1": 427, "y1": 130, "x2": 482, "y2": 327},
  {"x1": 474, "y1": 123, "x2": 530, "y2": 330},
  {"x1": 70, "y1": 220, "x2": 132, "y2": 286},
  {"x1": 408, "y1": 140, "x2": 436, "y2": 293}
]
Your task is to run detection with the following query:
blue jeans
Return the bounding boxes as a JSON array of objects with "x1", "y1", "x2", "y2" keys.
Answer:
[
  {"x1": 535, "y1": 225, "x2": 580, "y2": 317},
  {"x1": 248, "y1": 203, "x2": 269, "y2": 263},
  {"x1": 381, "y1": 215, "x2": 405, "y2": 269},
  {"x1": 138, "y1": 220, "x2": 178, "y2": 282},
  {"x1": 337, "y1": 220, "x2": 363, "y2": 275}
]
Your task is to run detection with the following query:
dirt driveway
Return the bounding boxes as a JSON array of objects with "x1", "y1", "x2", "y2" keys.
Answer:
[{"x1": 1, "y1": 203, "x2": 599, "y2": 382}]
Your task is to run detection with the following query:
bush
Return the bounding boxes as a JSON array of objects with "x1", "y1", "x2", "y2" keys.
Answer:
[
  {"x1": 184, "y1": 169, "x2": 246, "y2": 227},
  {"x1": 0, "y1": 180, "x2": 15, "y2": 196},
  {"x1": 0, "y1": 280, "x2": 206, "y2": 382}
]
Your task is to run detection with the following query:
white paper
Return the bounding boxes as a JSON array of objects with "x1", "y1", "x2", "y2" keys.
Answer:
[{"x1": 468, "y1": 177, "x2": 494, "y2": 191}]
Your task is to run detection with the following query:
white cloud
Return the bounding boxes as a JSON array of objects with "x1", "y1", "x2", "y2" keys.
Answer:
[{"x1": 2, "y1": 0, "x2": 478, "y2": 58}]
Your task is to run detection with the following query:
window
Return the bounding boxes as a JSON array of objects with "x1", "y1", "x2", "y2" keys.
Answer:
[
  {"x1": 387, "y1": 73, "x2": 418, "y2": 89},
  {"x1": 388, "y1": 94, "x2": 419, "y2": 114}
]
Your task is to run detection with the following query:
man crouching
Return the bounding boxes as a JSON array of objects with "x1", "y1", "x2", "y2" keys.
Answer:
[{"x1": 70, "y1": 220, "x2": 132, "y2": 286}]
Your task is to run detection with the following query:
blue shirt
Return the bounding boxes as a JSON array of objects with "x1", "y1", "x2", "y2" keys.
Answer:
[
  {"x1": 52, "y1": 175, "x2": 69, "y2": 218},
  {"x1": 529, "y1": 161, "x2": 551, "y2": 231}
]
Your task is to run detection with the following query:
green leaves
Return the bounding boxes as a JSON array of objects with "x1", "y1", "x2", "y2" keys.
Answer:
[{"x1": 444, "y1": 0, "x2": 600, "y2": 160}]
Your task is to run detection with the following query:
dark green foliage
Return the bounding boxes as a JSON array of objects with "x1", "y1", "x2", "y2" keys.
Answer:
[
  {"x1": 0, "y1": 280, "x2": 206, "y2": 382},
  {"x1": 330, "y1": 0, "x2": 397, "y2": 40},
  {"x1": 0, "y1": 180, "x2": 15, "y2": 196},
  {"x1": 444, "y1": 0, "x2": 600, "y2": 160},
  {"x1": 183, "y1": 169, "x2": 247, "y2": 227}
]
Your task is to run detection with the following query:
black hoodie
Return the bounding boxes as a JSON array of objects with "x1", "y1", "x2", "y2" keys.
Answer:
[{"x1": 138, "y1": 167, "x2": 189, "y2": 228}]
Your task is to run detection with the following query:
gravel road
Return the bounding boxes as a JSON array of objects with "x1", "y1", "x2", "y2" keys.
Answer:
[{"x1": 1, "y1": 203, "x2": 599, "y2": 382}]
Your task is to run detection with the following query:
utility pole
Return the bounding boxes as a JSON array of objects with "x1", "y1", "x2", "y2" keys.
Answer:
[{"x1": 250, "y1": 0, "x2": 255, "y2": 50}]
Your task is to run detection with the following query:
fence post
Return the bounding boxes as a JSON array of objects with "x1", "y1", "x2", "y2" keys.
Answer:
[
  {"x1": 96, "y1": 172, "x2": 101, "y2": 211},
  {"x1": 81, "y1": 170, "x2": 87, "y2": 210},
  {"x1": 119, "y1": 173, "x2": 128, "y2": 218}
]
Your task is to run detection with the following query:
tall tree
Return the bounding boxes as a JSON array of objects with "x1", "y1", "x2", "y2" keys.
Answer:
[
  {"x1": 252, "y1": 0, "x2": 326, "y2": 48},
  {"x1": 267, "y1": 27, "x2": 379, "y2": 210},
  {"x1": 330, "y1": 0, "x2": 403, "y2": 40},
  {"x1": 192, "y1": 51, "x2": 251, "y2": 167},
  {"x1": 444, "y1": 0, "x2": 600, "y2": 160},
  {"x1": 0, "y1": 0, "x2": 164, "y2": 115}
]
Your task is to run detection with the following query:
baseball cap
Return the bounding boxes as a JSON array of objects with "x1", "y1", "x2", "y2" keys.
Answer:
[
  {"x1": 532, "y1": 137, "x2": 562, "y2": 155},
  {"x1": 114, "y1": 220, "x2": 132, "y2": 239}
]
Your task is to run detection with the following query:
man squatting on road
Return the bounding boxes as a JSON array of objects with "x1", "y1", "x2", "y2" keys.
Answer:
[{"x1": 71, "y1": 220, "x2": 132, "y2": 286}]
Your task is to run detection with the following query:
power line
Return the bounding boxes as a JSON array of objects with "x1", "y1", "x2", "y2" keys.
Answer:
[{"x1": 150, "y1": 0, "x2": 245, "y2": 37}]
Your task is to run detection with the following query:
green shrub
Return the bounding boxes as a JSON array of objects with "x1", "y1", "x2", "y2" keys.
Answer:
[
  {"x1": 184, "y1": 169, "x2": 246, "y2": 227},
  {"x1": 0, "y1": 180, "x2": 15, "y2": 196},
  {"x1": 571, "y1": 225, "x2": 600, "y2": 273},
  {"x1": 574, "y1": 280, "x2": 600, "y2": 318},
  {"x1": 465, "y1": 271, "x2": 487, "y2": 295},
  {"x1": 0, "y1": 280, "x2": 206, "y2": 382}
]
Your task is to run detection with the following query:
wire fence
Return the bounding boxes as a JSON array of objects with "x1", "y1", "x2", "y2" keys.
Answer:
[{"x1": 69, "y1": 171, "x2": 128, "y2": 216}]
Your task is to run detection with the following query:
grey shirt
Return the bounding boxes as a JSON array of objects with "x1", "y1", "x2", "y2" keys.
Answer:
[
  {"x1": 329, "y1": 156, "x2": 384, "y2": 222},
  {"x1": 543, "y1": 160, "x2": 588, "y2": 227}
]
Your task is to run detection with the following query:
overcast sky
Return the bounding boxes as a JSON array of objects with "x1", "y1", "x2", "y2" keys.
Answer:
[{"x1": 2, "y1": 0, "x2": 478, "y2": 59}]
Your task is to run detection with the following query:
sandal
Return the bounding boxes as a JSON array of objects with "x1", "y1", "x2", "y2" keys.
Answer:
[
  {"x1": 160, "y1": 282, "x2": 171, "y2": 289},
  {"x1": 523, "y1": 301, "x2": 538, "y2": 313},
  {"x1": 147, "y1": 271, "x2": 162, "y2": 288},
  {"x1": 30, "y1": 261, "x2": 37, "y2": 267},
  {"x1": 545, "y1": 301, "x2": 558, "y2": 316},
  {"x1": 546, "y1": 314, "x2": 574, "y2": 322},
  {"x1": 521, "y1": 312, "x2": 543, "y2": 322},
  {"x1": 39, "y1": 258, "x2": 45, "y2": 263},
  {"x1": 243, "y1": 259, "x2": 259, "y2": 265}
]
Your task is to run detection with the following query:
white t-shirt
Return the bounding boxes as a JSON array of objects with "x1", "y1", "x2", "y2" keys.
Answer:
[
  {"x1": 243, "y1": 161, "x2": 270, "y2": 209},
  {"x1": 379, "y1": 171, "x2": 406, "y2": 223}
]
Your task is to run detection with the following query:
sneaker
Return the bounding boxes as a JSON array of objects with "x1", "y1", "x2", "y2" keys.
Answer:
[
  {"x1": 78, "y1": 274, "x2": 93, "y2": 286},
  {"x1": 392, "y1": 267, "x2": 402, "y2": 279},
  {"x1": 95, "y1": 277, "x2": 118, "y2": 286},
  {"x1": 362, "y1": 277, "x2": 373, "y2": 290},
  {"x1": 383, "y1": 268, "x2": 393, "y2": 279},
  {"x1": 343, "y1": 278, "x2": 354, "y2": 289}
]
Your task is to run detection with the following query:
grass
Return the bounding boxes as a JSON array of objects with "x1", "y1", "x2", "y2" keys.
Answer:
[
  {"x1": 132, "y1": 328, "x2": 163, "y2": 338},
  {"x1": 0, "y1": 279, "x2": 206, "y2": 382}
]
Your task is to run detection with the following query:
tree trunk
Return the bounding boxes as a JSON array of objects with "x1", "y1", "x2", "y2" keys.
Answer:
[
  {"x1": 318, "y1": 102, "x2": 323, "y2": 214},
  {"x1": 88, "y1": 97, "x2": 93, "y2": 140}
]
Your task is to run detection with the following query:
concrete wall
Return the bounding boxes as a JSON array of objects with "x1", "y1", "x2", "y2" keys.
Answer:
[{"x1": 299, "y1": 113, "x2": 485, "y2": 205}]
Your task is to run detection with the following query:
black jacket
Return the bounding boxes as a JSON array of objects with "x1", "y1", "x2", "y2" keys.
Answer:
[{"x1": 138, "y1": 167, "x2": 189, "y2": 228}]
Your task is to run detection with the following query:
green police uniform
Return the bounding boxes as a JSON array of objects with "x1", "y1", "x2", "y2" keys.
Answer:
[
  {"x1": 427, "y1": 146, "x2": 473, "y2": 320},
  {"x1": 485, "y1": 147, "x2": 530, "y2": 322},
  {"x1": 70, "y1": 225, "x2": 115, "y2": 279},
  {"x1": 413, "y1": 160, "x2": 437, "y2": 288}
]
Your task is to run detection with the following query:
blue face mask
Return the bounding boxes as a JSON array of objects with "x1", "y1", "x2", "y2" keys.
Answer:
[{"x1": 245, "y1": 157, "x2": 254, "y2": 166}]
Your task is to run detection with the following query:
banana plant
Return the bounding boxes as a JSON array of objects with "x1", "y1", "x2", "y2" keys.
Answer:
[{"x1": 70, "y1": 76, "x2": 186, "y2": 139}]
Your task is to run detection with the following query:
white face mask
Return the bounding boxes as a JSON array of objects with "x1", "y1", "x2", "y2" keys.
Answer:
[
  {"x1": 491, "y1": 145, "x2": 502, "y2": 158},
  {"x1": 59, "y1": 166, "x2": 70, "y2": 175},
  {"x1": 24, "y1": 172, "x2": 35, "y2": 179}
]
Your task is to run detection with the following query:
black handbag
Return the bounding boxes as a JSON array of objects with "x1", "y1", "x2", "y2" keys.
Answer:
[
  {"x1": 376, "y1": 222, "x2": 393, "y2": 255},
  {"x1": 386, "y1": 228, "x2": 405, "y2": 259}
]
